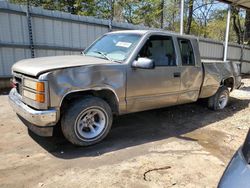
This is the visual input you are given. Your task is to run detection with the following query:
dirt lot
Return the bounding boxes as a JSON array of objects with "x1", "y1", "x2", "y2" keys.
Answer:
[{"x1": 0, "y1": 79, "x2": 250, "y2": 188}]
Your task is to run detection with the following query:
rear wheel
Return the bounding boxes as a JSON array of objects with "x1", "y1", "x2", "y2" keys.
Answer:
[
  {"x1": 61, "y1": 97, "x2": 113, "y2": 146},
  {"x1": 208, "y1": 86, "x2": 229, "y2": 110}
]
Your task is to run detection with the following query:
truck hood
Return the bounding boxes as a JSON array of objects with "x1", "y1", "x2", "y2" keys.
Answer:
[{"x1": 12, "y1": 55, "x2": 111, "y2": 77}]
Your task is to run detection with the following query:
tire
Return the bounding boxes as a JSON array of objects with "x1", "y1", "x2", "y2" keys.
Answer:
[
  {"x1": 61, "y1": 97, "x2": 113, "y2": 146},
  {"x1": 208, "y1": 86, "x2": 229, "y2": 110}
]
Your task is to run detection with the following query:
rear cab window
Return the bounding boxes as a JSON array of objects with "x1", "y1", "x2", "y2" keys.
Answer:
[{"x1": 178, "y1": 38, "x2": 195, "y2": 66}]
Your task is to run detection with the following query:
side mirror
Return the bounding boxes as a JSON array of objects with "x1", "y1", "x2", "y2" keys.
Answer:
[{"x1": 132, "y1": 57, "x2": 155, "y2": 69}]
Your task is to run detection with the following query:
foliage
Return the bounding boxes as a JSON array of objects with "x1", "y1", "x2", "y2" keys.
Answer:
[
  {"x1": 8, "y1": 0, "x2": 250, "y2": 44},
  {"x1": 245, "y1": 10, "x2": 250, "y2": 44}
]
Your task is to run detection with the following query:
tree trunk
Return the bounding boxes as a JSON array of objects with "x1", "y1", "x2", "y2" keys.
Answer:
[
  {"x1": 186, "y1": 0, "x2": 194, "y2": 34},
  {"x1": 160, "y1": 0, "x2": 164, "y2": 29},
  {"x1": 245, "y1": 9, "x2": 250, "y2": 45},
  {"x1": 232, "y1": 6, "x2": 243, "y2": 44}
]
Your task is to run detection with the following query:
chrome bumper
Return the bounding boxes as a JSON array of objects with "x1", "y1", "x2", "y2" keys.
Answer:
[{"x1": 9, "y1": 88, "x2": 58, "y2": 127}]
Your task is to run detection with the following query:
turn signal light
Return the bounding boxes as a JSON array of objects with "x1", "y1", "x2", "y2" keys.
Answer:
[
  {"x1": 36, "y1": 93, "x2": 45, "y2": 103},
  {"x1": 36, "y1": 82, "x2": 45, "y2": 92}
]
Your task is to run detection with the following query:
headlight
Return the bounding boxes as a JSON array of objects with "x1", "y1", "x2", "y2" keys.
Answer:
[
  {"x1": 23, "y1": 79, "x2": 45, "y2": 92},
  {"x1": 23, "y1": 79, "x2": 45, "y2": 103},
  {"x1": 23, "y1": 90, "x2": 45, "y2": 103},
  {"x1": 23, "y1": 90, "x2": 36, "y2": 100}
]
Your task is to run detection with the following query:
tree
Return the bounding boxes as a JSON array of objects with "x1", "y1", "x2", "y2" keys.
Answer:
[
  {"x1": 186, "y1": 0, "x2": 194, "y2": 34},
  {"x1": 192, "y1": 0, "x2": 217, "y2": 37},
  {"x1": 134, "y1": 0, "x2": 163, "y2": 28},
  {"x1": 231, "y1": 6, "x2": 244, "y2": 44},
  {"x1": 9, "y1": 0, "x2": 112, "y2": 18},
  {"x1": 162, "y1": 0, "x2": 179, "y2": 31},
  {"x1": 8, "y1": 0, "x2": 250, "y2": 45},
  {"x1": 116, "y1": 0, "x2": 140, "y2": 24},
  {"x1": 245, "y1": 9, "x2": 250, "y2": 44}
]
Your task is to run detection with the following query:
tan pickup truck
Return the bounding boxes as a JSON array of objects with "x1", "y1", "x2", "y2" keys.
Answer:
[{"x1": 9, "y1": 30, "x2": 241, "y2": 146}]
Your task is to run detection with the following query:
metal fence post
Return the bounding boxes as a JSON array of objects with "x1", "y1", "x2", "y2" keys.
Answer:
[
  {"x1": 109, "y1": 0, "x2": 114, "y2": 31},
  {"x1": 180, "y1": 0, "x2": 184, "y2": 35},
  {"x1": 223, "y1": 5, "x2": 231, "y2": 62},
  {"x1": 26, "y1": 0, "x2": 35, "y2": 58}
]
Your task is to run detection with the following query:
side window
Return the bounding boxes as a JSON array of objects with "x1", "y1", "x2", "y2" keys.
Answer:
[
  {"x1": 138, "y1": 35, "x2": 176, "y2": 66},
  {"x1": 178, "y1": 39, "x2": 195, "y2": 66}
]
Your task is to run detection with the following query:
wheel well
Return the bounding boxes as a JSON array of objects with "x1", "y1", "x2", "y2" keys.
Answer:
[
  {"x1": 61, "y1": 89, "x2": 119, "y2": 115},
  {"x1": 222, "y1": 77, "x2": 234, "y2": 91}
]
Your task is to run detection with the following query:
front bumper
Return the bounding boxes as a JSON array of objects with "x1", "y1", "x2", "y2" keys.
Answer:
[{"x1": 9, "y1": 88, "x2": 58, "y2": 127}]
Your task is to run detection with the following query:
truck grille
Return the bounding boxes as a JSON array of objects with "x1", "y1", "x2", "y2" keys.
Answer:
[{"x1": 14, "y1": 76, "x2": 22, "y2": 95}]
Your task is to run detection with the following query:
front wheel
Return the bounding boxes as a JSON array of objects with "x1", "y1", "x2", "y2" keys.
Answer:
[
  {"x1": 208, "y1": 86, "x2": 229, "y2": 110},
  {"x1": 61, "y1": 97, "x2": 113, "y2": 146}
]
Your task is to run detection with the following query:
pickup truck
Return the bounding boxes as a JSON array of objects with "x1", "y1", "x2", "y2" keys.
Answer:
[{"x1": 9, "y1": 30, "x2": 242, "y2": 146}]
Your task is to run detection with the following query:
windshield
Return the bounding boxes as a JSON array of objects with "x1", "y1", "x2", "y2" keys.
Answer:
[{"x1": 84, "y1": 33, "x2": 142, "y2": 62}]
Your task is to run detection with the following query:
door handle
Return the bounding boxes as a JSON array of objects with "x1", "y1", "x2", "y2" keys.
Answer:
[{"x1": 173, "y1": 72, "x2": 181, "y2": 78}]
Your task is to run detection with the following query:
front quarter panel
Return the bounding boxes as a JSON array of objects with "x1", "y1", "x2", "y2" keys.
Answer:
[{"x1": 43, "y1": 64, "x2": 126, "y2": 113}]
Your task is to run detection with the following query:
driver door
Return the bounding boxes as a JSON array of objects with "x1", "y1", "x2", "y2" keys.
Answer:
[{"x1": 126, "y1": 35, "x2": 181, "y2": 113}]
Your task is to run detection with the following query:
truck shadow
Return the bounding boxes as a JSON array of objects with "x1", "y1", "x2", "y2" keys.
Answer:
[{"x1": 29, "y1": 97, "x2": 250, "y2": 159}]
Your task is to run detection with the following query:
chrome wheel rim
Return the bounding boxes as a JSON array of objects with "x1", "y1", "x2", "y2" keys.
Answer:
[
  {"x1": 218, "y1": 92, "x2": 228, "y2": 109},
  {"x1": 75, "y1": 107, "x2": 107, "y2": 140}
]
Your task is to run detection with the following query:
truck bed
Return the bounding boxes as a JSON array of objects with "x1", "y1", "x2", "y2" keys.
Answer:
[{"x1": 199, "y1": 60, "x2": 241, "y2": 98}]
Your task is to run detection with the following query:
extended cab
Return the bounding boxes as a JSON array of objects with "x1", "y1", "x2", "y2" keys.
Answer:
[{"x1": 9, "y1": 30, "x2": 242, "y2": 146}]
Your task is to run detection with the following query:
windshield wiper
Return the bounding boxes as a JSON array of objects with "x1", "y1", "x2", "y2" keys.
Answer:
[{"x1": 93, "y1": 51, "x2": 113, "y2": 62}]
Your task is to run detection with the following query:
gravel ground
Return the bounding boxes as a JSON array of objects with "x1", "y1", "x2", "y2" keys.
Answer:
[{"x1": 0, "y1": 79, "x2": 250, "y2": 188}]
